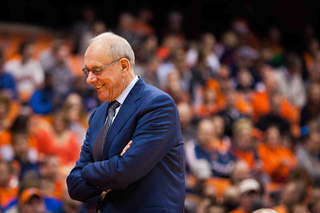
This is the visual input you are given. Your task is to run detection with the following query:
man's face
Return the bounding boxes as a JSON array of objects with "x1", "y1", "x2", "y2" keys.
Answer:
[{"x1": 84, "y1": 42, "x2": 125, "y2": 102}]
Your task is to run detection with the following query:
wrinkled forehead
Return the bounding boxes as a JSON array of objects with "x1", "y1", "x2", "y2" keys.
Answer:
[{"x1": 85, "y1": 40, "x2": 111, "y2": 62}]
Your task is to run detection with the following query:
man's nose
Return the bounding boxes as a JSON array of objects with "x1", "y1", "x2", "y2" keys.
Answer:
[{"x1": 86, "y1": 71, "x2": 96, "y2": 84}]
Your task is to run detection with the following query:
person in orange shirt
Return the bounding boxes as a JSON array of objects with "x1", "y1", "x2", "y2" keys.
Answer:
[
  {"x1": 251, "y1": 70, "x2": 299, "y2": 127},
  {"x1": 39, "y1": 155, "x2": 63, "y2": 200},
  {"x1": 232, "y1": 119, "x2": 262, "y2": 171},
  {"x1": 36, "y1": 112, "x2": 80, "y2": 168},
  {"x1": 229, "y1": 178, "x2": 262, "y2": 213},
  {"x1": 0, "y1": 160, "x2": 18, "y2": 213},
  {"x1": 258, "y1": 126, "x2": 297, "y2": 183}
]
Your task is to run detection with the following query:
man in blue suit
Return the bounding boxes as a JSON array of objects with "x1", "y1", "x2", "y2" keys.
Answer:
[{"x1": 67, "y1": 32, "x2": 185, "y2": 213}]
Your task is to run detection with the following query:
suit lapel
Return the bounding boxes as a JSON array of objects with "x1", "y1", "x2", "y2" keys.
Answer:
[{"x1": 103, "y1": 77, "x2": 145, "y2": 159}]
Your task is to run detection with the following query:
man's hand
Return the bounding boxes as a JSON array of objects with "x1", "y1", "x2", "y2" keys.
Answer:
[{"x1": 120, "y1": 140, "x2": 132, "y2": 156}]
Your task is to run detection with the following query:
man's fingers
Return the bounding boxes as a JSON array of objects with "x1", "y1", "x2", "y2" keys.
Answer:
[{"x1": 120, "y1": 140, "x2": 133, "y2": 156}]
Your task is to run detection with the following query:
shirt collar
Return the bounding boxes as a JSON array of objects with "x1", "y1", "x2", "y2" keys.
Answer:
[{"x1": 116, "y1": 75, "x2": 139, "y2": 105}]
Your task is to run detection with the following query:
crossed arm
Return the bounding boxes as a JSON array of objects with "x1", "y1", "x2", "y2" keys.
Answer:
[{"x1": 67, "y1": 95, "x2": 178, "y2": 207}]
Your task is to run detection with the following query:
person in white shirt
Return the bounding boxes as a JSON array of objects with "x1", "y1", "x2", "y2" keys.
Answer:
[{"x1": 5, "y1": 40, "x2": 44, "y2": 101}]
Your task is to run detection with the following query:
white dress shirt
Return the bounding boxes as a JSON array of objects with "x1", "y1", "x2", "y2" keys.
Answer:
[{"x1": 109, "y1": 75, "x2": 139, "y2": 123}]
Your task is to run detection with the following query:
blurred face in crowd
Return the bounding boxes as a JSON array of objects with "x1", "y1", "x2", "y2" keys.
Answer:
[
  {"x1": 21, "y1": 43, "x2": 36, "y2": 61},
  {"x1": 292, "y1": 204, "x2": 309, "y2": 213},
  {"x1": 55, "y1": 44, "x2": 70, "y2": 64},
  {"x1": 281, "y1": 182, "x2": 301, "y2": 206},
  {"x1": 235, "y1": 130, "x2": 252, "y2": 151},
  {"x1": 212, "y1": 116, "x2": 225, "y2": 138},
  {"x1": 231, "y1": 161, "x2": 250, "y2": 185},
  {"x1": 308, "y1": 83, "x2": 320, "y2": 105},
  {"x1": 237, "y1": 68, "x2": 253, "y2": 88},
  {"x1": 0, "y1": 101, "x2": 10, "y2": 120},
  {"x1": 240, "y1": 190, "x2": 260, "y2": 212},
  {"x1": 53, "y1": 113, "x2": 69, "y2": 134},
  {"x1": 167, "y1": 71, "x2": 181, "y2": 92},
  {"x1": 225, "y1": 90, "x2": 237, "y2": 108},
  {"x1": 204, "y1": 88, "x2": 217, "y2": 105},
  {"x1": 13, "y1": 133, "x2": 29, "y2": 161},
  {"x1": 197, "y1": 120, "x2": 215, "y2": 147},
  {"x1": 85, "y1": 39, "x2": 133, "y2": 102},
  {"x1": 41, "y1": 156, "x2": 60, "y2": 181},
  {"x1": 118, "y1": 13, "x2": 134, "y2": 30},
  {"x1": 263, "y1": 71, "x2": 278, "y2": 94},
  {"x1": 308, "y1": 38, "x2": 319, "y2": 55},
  {"x1": 306, "y1": 131, "x2": 320, "y2": 155},
  {"x1": 270, "y1": 94, "x2": 282, "y2": 115},
  {"x1": 265, "y1": 126, "x2": 281, "y2": 149},
  {"x1": 201, "y1": 33, "x2": 216, "y2": 53},
  {"x1": 20, "y1": 196, "x2": 46, "y2": 213},
  {"x1": 177, "y1": 102, "x2": 192, "y2": 129},
  {"x1": 172, "y1": 49, "x2": 187, "y2": 73},
  {"x1": 0, "y1": 161, "x2": 11, "y2": 187}
]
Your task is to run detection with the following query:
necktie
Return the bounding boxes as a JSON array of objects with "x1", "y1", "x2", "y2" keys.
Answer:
[{"x1": 87, "y1": 100, "x2": 120, "y2": 213}]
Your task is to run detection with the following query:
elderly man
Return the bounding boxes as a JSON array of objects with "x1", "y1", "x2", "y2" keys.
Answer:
[{"x1": 67, "y1": 32, "x2": 185, "y2": 213}]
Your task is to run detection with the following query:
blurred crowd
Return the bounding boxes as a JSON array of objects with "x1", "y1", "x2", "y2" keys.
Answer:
[{"x1": 0, "y1": 6, "x2": 320, "y2": 213}]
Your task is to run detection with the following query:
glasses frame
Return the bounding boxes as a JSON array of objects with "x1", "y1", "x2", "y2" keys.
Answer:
[{"x1": 82, "y1": 58, "x2": 122, "y2": 77}]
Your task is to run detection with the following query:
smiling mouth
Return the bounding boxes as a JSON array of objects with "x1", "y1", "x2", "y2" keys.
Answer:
[{"x1": 96, "y1": 84, "x2": 105, "y2": 89}]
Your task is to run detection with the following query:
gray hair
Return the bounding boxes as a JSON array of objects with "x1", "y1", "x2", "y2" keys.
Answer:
[{"x1": 89, "y1": 32, "x2": 135, "y2": 66}]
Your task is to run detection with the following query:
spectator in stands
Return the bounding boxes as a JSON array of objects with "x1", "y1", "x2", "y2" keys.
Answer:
[
  {"x1": 36, "y1": 112, "x2": 80, "y2": 170},
  {"x1": 39, "y1": 40, "x2": 74, "y2": 105},
  {"x1": 212, "y1": 115, "x2": 231, "y2": 152},
  {"x1": 0, "y1": 48, "x2": 17, "y2": 100},
  {"x1": 132, "y1": 8, "x2": 155, "y2": 37},
  {"x1": 177, "y1": 102, "x2": 197, "y2": 143},
  {"x1": 39, "y1": 155, "x2": 63, "y2": 200},
  {"x1": 230, "y1": 161, "x2": 250, "y2": 186},
  {"x1": 256, "y1": 93, "x2": 291, "y2": 134},
  {"x1": 29, "y1": 73, "x2": 54, "y2": 115},
  {"x1": 236, "y1": 68, "x2": 255, "y2": 102},
  {"x1": 274, "y1": 53, "x2": 306, "y2": 108},
  {"x1": 114, "y1": 12, "x2": 139, "y2": 49},
  {"x1": 194, "y1": 87, "x2": 220, "y2": 119},
  {"x1": 158, "y1": 48, "x2": 191, "y2": 90},
  {"x1": 186, "y1": 32, "x2": 220, "y2": 75},
  {"x1": 18, "y1": 188, "x2": 48, "y2": 213},
  {"x1": 61, "y1": 93, "x2": 88, "y2": 146},
  {"x1": 232, "y1": 119, "x2": 261, "y2": 171},
  {"x1": 251, "y1": 70, "x2": 299, "y2": 129},
  {"x1": 71, "y1": 5, "x2": 97, "y2": 54},
  {"x1": 162, "y1": 11, "x2": 186, "y2": 47},
  {"x1": 300, "y1": 83, "x2": 320, "y2": 134},
  {"x1": 218, "y1": 89, "x2": 247, "y2": 137},
  {"x1": 12, "y1": 132, "x2": 39, "y2": 180},
  {"x1": 78, "y1": 20, "x2": 107, "y2": 55},
  {"x1": 163, "y1": 70, "x2": 190, "y2": 104},
  {"x1": 229, "y1": 178, "x2": 263, "y2": 213},
  {"x1": 5, "y1": 40, "x2": 44, "y2": 102},
  {"x1": 303, "y1": 38, "x2": 320, "y2": 73},
  {"x1": 0, "y1": 160, "x2": 18, "y2": 213},
  {"x1": 258, "y1": 126, "x2": 297, "y2": 183},
  {"x1": 273, "y1": 181, "x2": 307, "y2": 213},
  {"x1": 295, "y1": 131, "x2": 320, "y2": 183},
  {"x1": 185, "y1": 119, "x2": 237, "y2": 179},
  {"x1": 139, "y1": 55, "x2": 161, "y2": 88},
  {"x1": 0, "y1": 93, "x2": 12, "y2": 132}
]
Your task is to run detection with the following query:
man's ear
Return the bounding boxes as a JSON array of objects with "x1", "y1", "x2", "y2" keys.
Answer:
[{"x1": 120, "y1": 58, "x2": 130, "y2": 73}]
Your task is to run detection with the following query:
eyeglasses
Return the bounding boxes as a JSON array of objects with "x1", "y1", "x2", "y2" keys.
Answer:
[{"x1": 82, "y1": 58, "x2": 122, "y2": 76}]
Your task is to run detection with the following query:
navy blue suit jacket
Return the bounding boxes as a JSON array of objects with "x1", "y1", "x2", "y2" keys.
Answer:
[{"x1": 67, "y1": 78, "x2": 185, "y2": 213}]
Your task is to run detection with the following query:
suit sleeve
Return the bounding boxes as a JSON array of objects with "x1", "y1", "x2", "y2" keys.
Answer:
[
  {"x1": 66, "y1": 110, "x2": 102, "y2": 207},
  {"x1": 80, "y1": 94, "x2": 181, "y2": 190}
]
